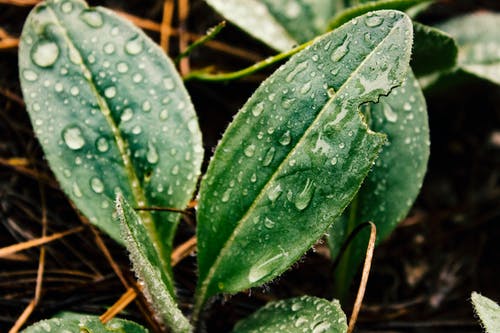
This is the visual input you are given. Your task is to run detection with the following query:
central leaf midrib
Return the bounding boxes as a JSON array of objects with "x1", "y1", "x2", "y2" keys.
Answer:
[
  {"x1": 197, "y1": 16, "x2": 406, "y2": 307},
  {"x1": 45, "y1": 5, "x2": 172, "y2": 286}
]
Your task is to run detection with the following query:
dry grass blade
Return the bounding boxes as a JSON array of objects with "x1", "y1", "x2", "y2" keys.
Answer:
[
  {"x1": 177, "y1": 0, "x2": 190, "y2": 75},
  {"x1": 160, "y1": 0, "x2": 174, "y2": 52},
  {"x1": 99, "y1": 287, "x2": 138, "y2": 324},
  {"x1": 0, "y1": 226, "x2": 84, "y2": 257},
  {"x1": 0, "y1": 0, "x2": 39, "y2": 6},
  {"x1": 347, "y1": 221, "x2": 377, "y2": 333},
  {"x1": 171, "y1": 236, "x2": 197, "y2": 267}
]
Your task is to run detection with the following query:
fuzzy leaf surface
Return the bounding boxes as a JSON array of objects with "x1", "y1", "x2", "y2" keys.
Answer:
[
  {"x1": 437, "y1": 12, "x2": 500, "y2": 85},
  {"x1": 116, "y1": 195, "x2": 192, "y2": 333},
  {"x1": 471, "y1": 292, "x2": 500, "y2": 333},
  {"x1": 18, "y1": 0, "x2": 203, "y2": 291},
  {"x1": 232, "y1": 296, "x2": 347, "y2": 333},
  {"x1": 329, "y1": 70, "x2": 429, "y2": 296},
  {"x1": 195, "y1": 10, "x2": 413, "y2": 310},
  {"x1": 22, "y1": 316, "x2": 148, "y2": 333}
]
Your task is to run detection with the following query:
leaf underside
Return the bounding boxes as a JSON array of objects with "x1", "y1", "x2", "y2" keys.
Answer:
[
  {"x1": 436, "y1": 12, "x2": 500, "y2": 85},
  {"x1": 195, "y1": 10, "x2": 413, "y2": 310},
  {"x1": 22, "y1": 316, "x2": 148, "y2": 333},
  {"x1": 232, "y1": 296, "x2": 347, "y2": 333},
  {"x1": 19, "y1": 0, "x2": 203, "y2": 292},
  {"x1": 329, "y1": 70, "x2": 429, "y2": 295},
  {"x1": 116, "y1": 195, "x2": 192, "y2": 333},
  {"x1": 471, "y1": 292, "x2": 500, "y2": 333}
]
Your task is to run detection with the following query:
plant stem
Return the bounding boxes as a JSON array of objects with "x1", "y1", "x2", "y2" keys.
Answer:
[{"x1": 183, "y1": 41, "x2": 312, "y2": 82}]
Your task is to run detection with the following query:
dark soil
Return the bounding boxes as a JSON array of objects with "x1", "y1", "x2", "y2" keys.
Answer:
[{"x1": 1, "y1": 1, "x2": 499, "y2": 332}]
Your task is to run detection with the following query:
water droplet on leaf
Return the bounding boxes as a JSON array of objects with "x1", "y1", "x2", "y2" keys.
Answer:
[
  {"x1": 295, "y1": 179, "x2": 314, "y2": 210},
  {"x1": 62, "y1": 125, "x2": 85, "y2": 150},
  {"x1": 90, "y1": 177, "x2": 104, "y2": 193},
  {"x1": 125, "y1": 36, "x2": 143, "y2": 55},
  {"x1": 80, "y1": 10, "x2": 103, "y2": 28},
  {"x1": 31, "y1": 40, "x2": 59, "y2": 67},
  {"x1": 279, "y1": 130, "x2": 291, "y2": 145},
  {"x1": 23, "y1": 69, "x2": 38, "y2": 81}
]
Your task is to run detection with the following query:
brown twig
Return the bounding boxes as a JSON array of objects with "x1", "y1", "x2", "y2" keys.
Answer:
[
  {"x1": 160, "y1": 0, "x2": 175, "y2": 53},
  {"x1": 347, "y1": 222, "x2": 376, "y2": 333},
  {"x1": 177, "y1": 0, "x2": 190, "y2": 75},
  {"x1": 0, "y1": 0, "x2": 39, "y2": 6},
  {"x1": 0, "y1": 226, "x2": 84, "y2": 257},
  {"x1": 100, "y1": 287, "x2": 138, "y2": 324},
  {"x1": 171, "y1": 236, "x2": 197, "y2": 267}
]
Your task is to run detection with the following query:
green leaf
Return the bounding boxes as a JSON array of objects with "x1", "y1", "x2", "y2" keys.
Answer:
[
  {"x1": 18, "y1": 0, "x2": 203, "y2": 292},
  {"x1": 327, "y1": 0, "x2": 428, "y2": 30},
  {"x1": 195, "y1": 10, "x2": 413, "y2": 315},
  {"x1": 411, "y1": 22, "x2": 458, "y2": 76},
  {"x1": 22, "y1": 315, "x2": 148, "y2": 333},
  {"x1": 232, "y1": 296, "x2": 347, "y2": 333},
  {"x1": 116, "y1": 194, "x2": 192, "y2": 333},
  {"x1": 471, "y1": 292, "x2": 500, "y2": 333},
  {"x1": 436, "y1": 12, "x2": 500, "y2": 85},
  {"x1": 329, "y1": 70, "x2": 429, "y2": 297}
]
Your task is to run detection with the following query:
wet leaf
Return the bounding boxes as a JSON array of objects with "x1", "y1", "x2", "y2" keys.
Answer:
[
  {"x1": 329, "y1": 70, "x2": 429, "y2": 297},
  {"x1": 116, "y1": 195, "x2": 192, "y2": 333},
  {"x1": 411, "y1": 22, "x2": 457, "y2": 76},
  {"x1": 195, "y1": 10, "x2": 413, "y2": 313},
  {"x1": 471, "y1": 292, "x2": 500, "y2": 333},
  {"x1": 22, "y1": 315, "x2": 148, "y2": 333},
  {"x1": 204, "y1": 0, "x2": 337, "y2": 51},
  {"x1": 18, "y1": 0, "x2": 203, "y2": 292},
  {"x1": 436, "y1": 12, "x2": 500, "y2": 85},
  {"x1": 232, "y1": 296, "x2": 347, "y2": 333}
]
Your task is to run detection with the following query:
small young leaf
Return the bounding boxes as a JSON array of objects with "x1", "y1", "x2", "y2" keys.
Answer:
[
  {"x1": 411, "y1": 22, "x2": 458, "y2": 76},
  {"x1": 329, "y1": 70, "x2": 429, "y2": 297},
  {"x1": 195, "y1": 10, "x2": 413, "y2": 314},
  {"x1": 116, "y1": 194, "x2": 192, "y2": 333},
  {"x1": 471, "y1": 292, "x2": 500, "y2": 333},
  {"x1": 437, "y1": 12, "x2": 500, "y2": 85},
  {"x1": 22, "y1": 315, "x2": 148, "y2": 333},
  {"x1": 19, "y1": 0, "x2": 203, "y2": 292},
  {"x1": 232, "y1": 296, "x2": 347, "y2": 333}
]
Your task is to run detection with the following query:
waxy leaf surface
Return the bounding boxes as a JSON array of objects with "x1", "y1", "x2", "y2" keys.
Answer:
[
  {"x1": 471, "y1": 292, "x2": 500, "y2": 333},
  {"x1": 329, "y1": 70, "x2": 429, "y2": 296},
  {"x1": 22, "y1": 316, "x2": 148, "y2": 333},
  {"x1": 19, "y1": 0, "x2": 203, "y2": 291},
  {"x1": 437, "y1": 12, "x2": 500, "y2": 85},
  {"x1": 232, "y1": 296, "x2": 347, "y2": 333},
  {"x1": 195, "y1": 11, "x2": 413, "y2": 311},
  {"x1": 116, "y1": 195, "x2": 192, "y2": 333}
]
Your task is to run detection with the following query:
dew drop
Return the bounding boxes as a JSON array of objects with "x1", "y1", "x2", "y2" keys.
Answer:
[
  {"x1": 117, "y1": 62, "x2": 129, "y2": 73},
  {"x1": 382, "y1": 102, "x2": 398, "y2": 122},
  {"x1": 104, "y1": 86, "x2": 116, "y2": 98},
  {"x1": 121, "y1": 108, "x2": 133, "y2": 122},
  {"x1": 331, "y1": 37, "x2": 350, "y2": 62},
  {"x1": 365, "y1": 14, "x2": 384, "y2": 27},
  {"x1": 31, "y1": 40, "x2": 59, "y2": 67},
  {"x1": 70, "y1": 86, "x2": 79, "y2": 96},
  {"x1": 244, "y1": 144, "x2": 256, "y2": 157},
  {"x1": 286, "y1": 61, "x2": 308, "y2": 82},
  {"x1": 295, "y1": 317, "x2": 308, "y2": 327},
  {"x1": 90, "y1": 177, "x2": 104, "y2": 193},
  {"x1": 69, "y1": 47, "x2": 82, "y2": 64},
  {"x1": 268, "y1": 184, "x2": 282, "y2": 202},
  {"x1": 262, "y1": 147, "x2": 275, "y2": 166},
  {"x1": 132, "y1": 125, "x2": 142, "y2": 135},
  {"x1": 32, "y1": 102, "x2": 41, "y2": 112},
  {"x1": 331, "y1": 157, "x2": 338, "y2": 165},
  {"x1": 163, "y1": 77, "x2": 175, "y2": 90},
  {"x1": 73, "y1": 182, "x2": 83, "y2": 197},
  {"x1": 264, "y1": 217, "x2": 275, "y2": 229},
  {"x1": 54, "y1": 82, "x2": 63, "y2": 92},
  {"x1": 250, "y1": 173, "x2": 257, "y2": 183},
  {"x1": 23, "y1": 69, "x2": 38, "y2": 81},
  {"x1": 172, "y1": 165, "x2": 179, "y2": 175},
  {"x1": 125, "y1": 36, "x2": 143, "y2": 55},
  {"x1": 291, "y1": 302, "x2": 303, "y2": 311},
  {"x1": 103, "y1": 42, "x2": 115, "y2": 54},
  {"x1": 300, "y1": 82, "x2": 312, "y2": 94},
  {"x1": 248, "y1": 253, "x2": 284, "y2": 283},
  {"x1": 295, "y1": 178, "x2": 314, "y2": 211},
  {"x1": 80, "y1": 10, "x2": 103, "y2": 28},
  {"x1": 96, "y1": 137, "x2": 109, "y2": 152},
  {"x1": 61, "y1": 1, "x2": 73, "y2": 13},
  {"x1": 62, "y1": 125, "x2": 85, "y2": 150},
  {"x1": 147, "y1": 141, "x2": 159, "y2": 164},
  {"x1": 159, "y1": 109, "x2": 168, "y2": 120},
  {"x1": 252, "y1": 101, "x2": 264, "y2": 117},
  {"x1": 133, "y1": 73, "x2": 143, "y2": 83},
  {"x1": 221, "y1": 188, "x2": 231, "y2": 202},
  {"x1": 327, "y1": 87, "x2": 336, "y2": 97},
  {"x1": 312, "y1": 321, "x2": 331, "y2": 333},
  {"x1": 142, "y1": 100, "x2": 151, "y2": 112},
  {"x1": 279, "y1": 130, "x2": 291, "y2": 146},
  {"x1": 403, "y1": 102, "x2": 412, "y2": 111}
]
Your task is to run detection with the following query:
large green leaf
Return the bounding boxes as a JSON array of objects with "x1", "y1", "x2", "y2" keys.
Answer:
[
  {"x1": 232, "y1": 296, "x2": 347, "y2": 333},
  {"x1": 116, "y1": 195, "x2": 191, "y2": 333},
  {"x1": 329, "y1": 70, "x2": 429, "y2": 297},
  {"x1": 471, "y1": 292, "x2": 500, "y2": 333},
  {"x1": 411, "y1": 22, "x2": 457, "y2": 76},
  {"x1": 22, "y1": 316, "x2": 148, "y2": 333},
  {"x1": 437, "y1": 12, "x2": 500, "y2": 85},
  {"x1": 195, "y1": 10, "x2": 413, "y2": 314},
  {"x1": 204, "y1": 0, "x2": 343, "y2": 51},
  {"x1": 18, "y1": 0, "x2": 203, "y2": 291}
]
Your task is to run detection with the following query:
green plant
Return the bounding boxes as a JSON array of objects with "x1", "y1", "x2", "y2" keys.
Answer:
[
  {"x1": 471, "y1": 292, "x2": 500, "y2": 333},
  {"x1": 16, "y1": 0, "x2": 499, "y2": 332}
]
